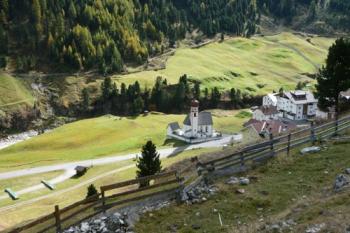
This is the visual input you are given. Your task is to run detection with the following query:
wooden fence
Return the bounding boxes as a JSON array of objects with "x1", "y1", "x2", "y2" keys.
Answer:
[
  {"x1": 5, "y1": 114, "x2": 350, "y2": 233},
  {"x1": 6, "y1": 171, "x2": 183, "y2": 233},
  {"x1": 198, "y1": 115, "x2": 350, "y2": 175}
]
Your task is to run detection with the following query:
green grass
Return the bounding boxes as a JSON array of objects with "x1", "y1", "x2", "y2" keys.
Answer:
[
  {"x1": 0, "y1": 147, "x2": 219, "y2": 230},
  {"x1": 0, "y1": 171, "x2": 62, "y2": 192},
  {"x1": 135, "y1": 139, "x2": 350, "y2": 233},
  {"x1": 0, "y1": 72, "x2": 34, "y2": 110},
  {"x1": 0, "y1": 110, "x2": 249, "y2": 171},
  {"x1": 113, "y1": 32, "x2": 334, "y2": 94}
]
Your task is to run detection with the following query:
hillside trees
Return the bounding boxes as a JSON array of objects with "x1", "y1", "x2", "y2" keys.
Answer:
[
  {"x1": 316, "y1": 38, "x2": 350, "y2": 113},
  {"x1": 0, "y1": 0, "x2": 259, "y2": 73}
]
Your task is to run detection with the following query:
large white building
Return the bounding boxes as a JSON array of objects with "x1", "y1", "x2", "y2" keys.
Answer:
[
  {"x1": 274, "y1": 90, "x2": 318, "y2": 121},
  {"x1": 167, "y1": 100, "x2": 218, "y2": 143}
]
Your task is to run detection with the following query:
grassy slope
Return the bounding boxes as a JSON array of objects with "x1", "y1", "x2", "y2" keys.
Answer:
[
  {"x1": 0, "y1": 147, "x2": 218, "y2": 230},
  {"x1": 135, "y1": 139, "x2": 350, "y2": 233},
  {"x1": 114, "y1": 33, "x2": 334, "y2": 94},
  {"x1": 0, "y1": 110, "x2": 248, "y2": 171},
  {"x1": 0, "y1": 73, "x2": 34, "y2": 110}
]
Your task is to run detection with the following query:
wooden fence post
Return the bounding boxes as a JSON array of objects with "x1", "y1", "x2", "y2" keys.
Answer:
[
  {"x1": 335, "y1": 118, "x2": 339, "y2": 136},
  {"x1": 310, "y1": 121, "x2": 316, "y2": 145},
  {"x1": 101, "y1": 189, "x2": 106, "y2": 212},
  {"x1": 240, "y1": 152, "x2": 245, "y2": 167},
  {"x1": 54, "y1": 205, "x2": 61, "y2": 233},
  {"x1": 287, "y1": 133, "x2": 291, "y2": 156},
  {"x1": 269, "y1": 133, "x2": 274, "y2": 152}
]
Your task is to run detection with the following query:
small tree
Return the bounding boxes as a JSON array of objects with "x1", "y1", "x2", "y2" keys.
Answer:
[
  {"x1": 136, "y1": 141, "x2": 162, "y2": 186},
  {"x1": 86, "y1": 184, "x2": 98, "y2": 198}
]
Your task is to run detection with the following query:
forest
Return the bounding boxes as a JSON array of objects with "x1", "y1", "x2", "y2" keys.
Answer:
[
  {"x1": 0, "y1": 0, "x2": 257, "y2": 73},
  {"x1": 0, "y1": 0, "x2": 347, "y2": 73}
]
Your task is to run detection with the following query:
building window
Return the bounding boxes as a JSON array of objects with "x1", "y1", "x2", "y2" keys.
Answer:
[{"x1": 194, "y1": 113, "x2": 197, "y2": 117}]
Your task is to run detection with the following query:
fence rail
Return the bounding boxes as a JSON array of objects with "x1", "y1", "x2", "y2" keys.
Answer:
[{"x1": 198, "y1": 115, "x2": 350, "y2": 175}]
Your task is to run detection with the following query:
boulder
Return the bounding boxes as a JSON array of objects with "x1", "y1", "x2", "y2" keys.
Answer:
[
  {"x1": 236, "y1": 189, "x2": 245, "y2": 194},
  {"x1": 345, "y1": 168, "x2": 350, "y2": 175},
  {"x1": 239, "y1": 177, "x2": 250, "y2": 185},
  {"x1": 300, "y1": 146, "x2": 321, "y2": 155},
  {"x1": 334, "y1": 174, "x2": 350, "y2": 192}
]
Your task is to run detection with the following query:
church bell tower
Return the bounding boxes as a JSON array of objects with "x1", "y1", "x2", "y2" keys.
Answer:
[{"x1": 190, "y1": 99, "x2": 199, "y2": 137}]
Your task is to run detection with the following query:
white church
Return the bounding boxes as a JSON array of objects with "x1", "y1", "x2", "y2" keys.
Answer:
[{"x1": 167, "y1": 100, "x2": 220, "y2": 143}]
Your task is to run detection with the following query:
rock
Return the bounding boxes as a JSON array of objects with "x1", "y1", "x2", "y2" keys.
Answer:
[
  {"x1": 213, "y1": 208, "x2": 218, "y2": 213},
  {"x1": 300, "y1": 146, "x2": 321, "y2": 155},
  {"x1": 226, "y1": 176, "x2": 239, "y2": 185},
  {"x1": 334, "y1": 174, "x2": 350, "y2": 192},
  {"x1": 239, "y1": 177, "x2": 250, "y2": 185},
  {"x1": 192, "y1": 224, "x2": 201, "y2": 230},
  {"x1": 305, "y1": 223, "x2": 325, "y2": 233},
  {"x1": 345, "y1": 168, "x2": 350, "y2": 175},
  {"x1": 63, "y1": 211, "x2": 134, "y2": 233},
  {"x1": 236, "y1": 189, "x2": 245, "y2": 194}
]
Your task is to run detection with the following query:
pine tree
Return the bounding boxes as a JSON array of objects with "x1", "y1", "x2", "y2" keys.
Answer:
[
  {"x1": 86, "y1": 184, "x2": 98, "y2": 198},
  {"x1": 316, "y1": 38, "x2": 350, "y2": 113},
  {"x1": 136, "y1": 140, "x2": 162, "y2": 186}
]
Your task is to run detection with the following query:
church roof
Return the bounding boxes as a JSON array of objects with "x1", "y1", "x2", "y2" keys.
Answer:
[
  {"x1": 183, "y1": 111, "x2": 213, "y2": 126},
  {"x1": 168, "y1": 122, "x2": 180, "y2": 131}
]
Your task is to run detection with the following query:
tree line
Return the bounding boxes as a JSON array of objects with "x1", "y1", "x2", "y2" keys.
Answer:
[{"x1": 80, "y1": 74, "x2": 261, "y2": 117}]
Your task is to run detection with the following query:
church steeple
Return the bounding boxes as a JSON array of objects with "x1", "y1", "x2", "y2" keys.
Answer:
[{"x1": 190, "y1": 99, "x2": 199, "y2": 137}]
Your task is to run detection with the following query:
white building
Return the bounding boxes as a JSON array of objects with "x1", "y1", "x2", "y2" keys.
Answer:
[
  {"x1": 253, "y1": 105, "x2": 280, "y2": 121},
  {"x1": 276, "y1": 90, "x2": 318, "y2": 121},
  {"x1": 263, "y1": 93, "x2": 278, "y2": 107},
  {"x1": 167, "y1": 100, "x2": 218, "y2": 143}
]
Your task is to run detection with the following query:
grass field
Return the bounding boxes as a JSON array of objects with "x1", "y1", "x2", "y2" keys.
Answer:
[
  {"x1": 0, "y1": 72, "x2": 34, "y2": 110},
  {"x1": 135, "y1": 138, "x2": 350, "y2": 233},
  {"x1": 114, "y1": 32, "x2": 334, "y2": 94},
  {"x1": 0, "y1": 110, "x2": 249, "y2": 171},
  {"x1": 0, "y1": 147, "x2": 219, "y2": 230},
  {"x1": 0, "y1": 171, "x2": 62, "y2": 192}
]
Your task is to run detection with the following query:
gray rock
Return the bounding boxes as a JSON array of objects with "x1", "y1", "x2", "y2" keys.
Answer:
[
  {"x1": 345, "y1": 168, "x2": 350, "y2": 175},
  {"x1": 300, "y1": 146, "x2": 321, "y2": 155},
  {"x1": 305, "y1": 223, "x2": 325, "y2": 233},
  {"x1": 226, "y1": 176, "x2": 239, "y2": 185},
  {"x1": 239, "y1": 177, "x2": 250, "y2": 185},
  {"x1": 334, "y1": 174, "x2": 350, "y2": 192}
]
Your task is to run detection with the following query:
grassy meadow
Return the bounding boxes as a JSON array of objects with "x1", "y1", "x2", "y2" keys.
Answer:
[
  {"x1": 0, "y1": 110, "x2": 249, "y2": 171},
  {"x1": 0, "y1": 72, "x2": 34, "y2": 110},
  {"x1": 114, "y1": 32, "x2": 334, "y2": 93}
]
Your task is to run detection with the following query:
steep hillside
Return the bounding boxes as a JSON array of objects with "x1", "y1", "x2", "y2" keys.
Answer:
[
  {"x1": 0, "y1": 0, "x2": 257, "y2": 73},
  {"x1": 0, "y1": 73, "x2": 34, "y2": 110},
  {"x1": 116, "y1": 32, "x2": 334, "y2": 92},
  {"x1": 0, "y1": 0, "x2": 347, "y2": 74},
  {"x1": 135, "y1": 138, "x2": 350, "y2": 233}
]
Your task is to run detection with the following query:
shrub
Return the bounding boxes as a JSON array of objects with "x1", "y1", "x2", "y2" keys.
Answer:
[{"x1": 86, "y1": 184, "x2": 98, "y2": 198}]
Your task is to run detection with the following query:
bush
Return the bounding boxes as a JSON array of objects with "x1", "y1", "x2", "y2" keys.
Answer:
[{"x1": 86, "y1": 184, "x2": 98, "y2": 198}]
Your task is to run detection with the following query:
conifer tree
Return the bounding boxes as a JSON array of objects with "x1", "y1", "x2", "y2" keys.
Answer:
[{"x1": 136, "y1": 140, "x2": 162, "y2": 186}]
